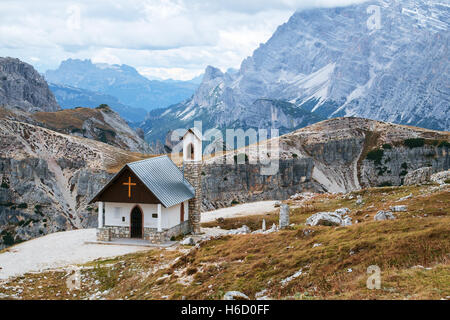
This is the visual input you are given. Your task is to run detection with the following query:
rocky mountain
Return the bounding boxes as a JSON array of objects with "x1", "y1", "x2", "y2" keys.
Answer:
[
  {"x1": 0, "y1": 118, "x2": 152, "y2": 249},
  {"x1": 201, "y1": 117, "x2": 450, "y2": 209},
  {"x1": 45, "y1": 59, "x2": 200, "y2": 112},
  {"x1": 31, "y1": 105, "x2": 153, "y2": 154},
  {"x1": 142, "y1": 0, "x2": 449, "y2": 144},
  {"x1": 0, "y1": 57, "x2": 60, "y2": 113},
  {"x1": 49, "y1": 83, "x2": 146, "y2": 123}
]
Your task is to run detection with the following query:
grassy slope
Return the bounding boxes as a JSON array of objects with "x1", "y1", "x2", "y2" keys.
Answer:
[{"x1": 0, "y1": 184, "x2": 448, "y2": 300}]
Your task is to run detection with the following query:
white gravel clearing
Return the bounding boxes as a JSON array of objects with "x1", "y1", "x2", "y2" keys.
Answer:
[
  {"x1": 0, "y1": 229, "x2": 149, "y2": 280},
  {"x1": 201, "y1": 201, "x2": 278, "y2": 223},
  {"x1": 0, "y1": 201, "x2": 279, "y2": 281}
]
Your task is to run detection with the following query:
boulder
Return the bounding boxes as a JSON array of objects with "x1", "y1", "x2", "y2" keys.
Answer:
[
  {"x1": 430, "y1": 170, "x2": 450, "y2": 185},
  {"x1": 404, "y1": 167, "x2": 433, "y2": 185},
  {"x1": 180, "y1": 237, "x2": 195, "y2": 245},
  {"x1": 223, "y1": 291, "x2": 250, "y2": 300},
  {"x1": 390, "y1": 205, "x2": 407, "y2": 212},
  {"x1": 374, "y1": 210, "x2": 396, "y2": 221},
  {"x1": 306, "y1": 208, "x2": 352, "y2": 227},
  {"x1": 227, "y1": 225, "x2": 251, "y2": 235},
  {"x1": 397, "y1": 194, "x2": 412, "y2": 201}
]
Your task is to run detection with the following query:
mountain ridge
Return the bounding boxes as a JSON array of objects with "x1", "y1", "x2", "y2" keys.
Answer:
[{"x1": 45, "y1": 59, "x2": 201, "y2": 113}]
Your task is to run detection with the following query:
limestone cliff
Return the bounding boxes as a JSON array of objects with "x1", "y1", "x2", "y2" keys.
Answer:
[
  {"x1": 201, "y1": 118, "x2": 450, "y2": 209},
  {"x1": 0, "y1": 57, "x2": 60, "y2": 113}
]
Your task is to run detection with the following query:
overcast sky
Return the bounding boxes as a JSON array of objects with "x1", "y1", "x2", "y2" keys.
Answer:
[{"x1": 0, "y1": 0, "x2": 367, "y2": 80}]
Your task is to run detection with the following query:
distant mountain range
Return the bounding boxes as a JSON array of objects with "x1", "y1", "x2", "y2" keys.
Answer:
[
  {"x1": 45, "y1": 59, "x2": 201, "y2": 121},
  {"x1": 48, "y1": 83, "x2": 147, "y2": 123},
  {"x1": 141, "y1": 0, "x2": 449, "y2": 145}
]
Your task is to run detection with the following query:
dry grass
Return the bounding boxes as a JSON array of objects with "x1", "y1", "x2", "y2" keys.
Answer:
[{"x1": 1, "y1": 184, "x2": 448, "y2": 300}]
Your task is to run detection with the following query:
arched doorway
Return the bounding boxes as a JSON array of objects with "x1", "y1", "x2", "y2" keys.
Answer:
[
  {"x1": 187, "y1": 143, "x2": 194, "y2": 160},
  {"x1": 130, "y1": 206, "x2": 143, "y2": 238}
]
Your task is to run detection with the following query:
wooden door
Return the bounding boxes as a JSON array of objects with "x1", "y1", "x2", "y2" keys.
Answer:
[
  {"x1": 130, "y1": 206, "x2": 143, "y2": 238},
  {"x1": 180, "y1": 202, "x2": 185, "y2": 222}
]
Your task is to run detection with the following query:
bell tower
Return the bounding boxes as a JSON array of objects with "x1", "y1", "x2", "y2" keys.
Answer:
[{"x1": 182, "y1": 128, "x2": 202, "y2": 234}]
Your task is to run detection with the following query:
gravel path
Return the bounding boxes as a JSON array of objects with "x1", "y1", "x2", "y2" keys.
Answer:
[
  {"x1": 0, "y1": 229, "x2": 149, "y2": 280},
  {"x1": 0, "y1": 201, "x2": 278, "y2": 280},
  {"x1": 201, "y1": 201, "x2": 278, "y2": 223}
]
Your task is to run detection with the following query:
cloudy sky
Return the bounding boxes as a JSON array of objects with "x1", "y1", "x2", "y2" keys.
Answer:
[{"x1": 0, "y1": 0, "x2": 367, "y2": 80}]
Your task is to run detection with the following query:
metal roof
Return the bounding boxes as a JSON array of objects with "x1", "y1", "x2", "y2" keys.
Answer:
[{"x1": 90, "y1": 155, "x2": 195, "y2": 208}]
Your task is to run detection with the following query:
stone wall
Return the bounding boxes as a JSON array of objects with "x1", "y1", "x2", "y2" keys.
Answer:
[
  {"x1": 183, "y1": 162, "x2": 202, "y2": 234},
  {"x1": 97, "y1": 221, "x2": 191, "y2": 244}
]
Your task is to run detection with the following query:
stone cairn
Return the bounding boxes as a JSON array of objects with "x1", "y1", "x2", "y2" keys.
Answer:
[
  {"x1": 279, "y1": 204, "x2": 290, "y2": 229},
  {"x1": 184, "y1": 161, "x2": 202, "y2": 234}
]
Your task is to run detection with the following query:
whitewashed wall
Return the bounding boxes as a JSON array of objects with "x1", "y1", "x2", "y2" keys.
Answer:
[{"x1": 104, "y1": 201, "x2": 189, "y2": 230}]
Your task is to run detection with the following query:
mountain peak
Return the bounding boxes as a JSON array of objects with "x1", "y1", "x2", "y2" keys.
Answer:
[
  {"x1": 203, "y1": 66, "x2": 224, "y2": 82},
  {"x1": 0, "y1": 57, "x2": 60, "y2": 113}
]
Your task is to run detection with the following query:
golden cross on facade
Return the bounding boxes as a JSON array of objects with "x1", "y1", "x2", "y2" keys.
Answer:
[{"x1": 123, "y1": 176, "x2": 136, "y2": 198}]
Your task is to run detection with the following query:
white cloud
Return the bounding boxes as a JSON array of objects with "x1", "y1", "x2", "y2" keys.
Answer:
[{"x1": 0, "y1": 0, "x2": 368, "y2": 79}]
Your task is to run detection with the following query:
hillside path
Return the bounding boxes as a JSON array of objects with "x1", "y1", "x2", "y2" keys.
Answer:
[{"x1": 0, "y1": 201, "x2": 278, "y2": 280}]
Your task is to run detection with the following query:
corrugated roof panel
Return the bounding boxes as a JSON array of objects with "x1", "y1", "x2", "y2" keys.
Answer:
[{"x1": 127, "y1": 155, "x2": 195, "y2": 208}]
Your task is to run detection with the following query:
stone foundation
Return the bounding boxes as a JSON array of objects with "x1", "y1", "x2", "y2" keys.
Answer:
[{"x1": 96, "y1": 221, "x2": 192, "y2": 244}]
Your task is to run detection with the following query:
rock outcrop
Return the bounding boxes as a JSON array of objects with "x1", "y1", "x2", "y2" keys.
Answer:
[
  {"x1": 0, "y1": 57, "x2": 60, "y2": 113},
  {"x1": 404, "y1": 167, "x2": 434, "y2": 185},
  {"x1": 430, "y1": 170, "x2": 450, "y2": 185},
  {"x1": 305, "y1": 208, "x2": 352, "y2": 227},
  {"x1": 374, "y1": 211, "x2": 396, "y2": 221},
  {"x1": 32, "y1": 105, "x2": 153, "y2": 154},
  {"x1": 0, "y1": 118, "x2": 150, "y2": 249}
]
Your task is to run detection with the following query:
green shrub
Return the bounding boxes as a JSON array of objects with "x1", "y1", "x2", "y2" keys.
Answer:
[
  {"x1": 382, "y1": 144, "x2": 392, "y2": 150},
  {"x1": 34, "y1": 204, "x2": 43, "y2": 214},
  {"x1": 231, "y1": 199, "x2": 239, "y2": 205},
  {"x1": 400, "y1": 170, "x2": 408, "y2": 177},
  {"x1": 444, "y1": 179, "x2": 450, "y2": 184},
  {"x1": 292, "y1": 153, "x2": 298, "y2": 158},
  {"x1": 378, "y1": 182, "x2": 392, "y2": 187},
  {"x1": 403, "y1": 138, "x2": 425, "y2": 149},
  {"x1": 1, "y1": 182, "x2": 9, "y2": 189},
  {"x1": 2, "y1": 232, "x2": 15, "y2": 246},
  {"x1": 401, "y1": 162, "x2": 408, "y2": 170},
  {"x1": 366, "y1": 149, "x2": 384, "y2": 165},
  {"x1": 438, "y1": 141, "x2": 450, "y2": 148},
  {"x1": 17, "y1": 203, "x2": 27, "y2": 209}
]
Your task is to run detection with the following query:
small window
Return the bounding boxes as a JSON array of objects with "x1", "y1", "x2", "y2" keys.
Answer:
[
  {"x1": 152, "y1": 213, "x2": 158, "y2": 218},
  {"x1": 122, "y1": 217, "x2": 125, "y2": 222}
]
